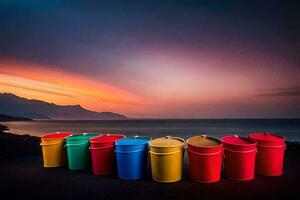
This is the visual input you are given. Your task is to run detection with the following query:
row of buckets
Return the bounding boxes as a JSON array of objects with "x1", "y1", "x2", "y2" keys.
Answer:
[{"x1": 40, "y1": 132, "x2": 286, "y2": 183}]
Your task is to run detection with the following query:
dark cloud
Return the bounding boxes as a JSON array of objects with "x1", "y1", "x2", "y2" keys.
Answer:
[
  {"x1": 0, "y1": 0, "x2": 299, "y2": 71},
  {"x1": 257, "y1": 87, "x2": 300, "y2": 97}
]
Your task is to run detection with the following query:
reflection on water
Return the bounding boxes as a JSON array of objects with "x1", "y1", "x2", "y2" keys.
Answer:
[{"x1": 2, "y1": 119, "x2": 300, "y2": 141}]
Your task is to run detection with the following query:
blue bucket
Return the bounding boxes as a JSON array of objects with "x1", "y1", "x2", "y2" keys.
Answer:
[{"x1": 115, "y1": 136, "x2": 151, "y2": 180}]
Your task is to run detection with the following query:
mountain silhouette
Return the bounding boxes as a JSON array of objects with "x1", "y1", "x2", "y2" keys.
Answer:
[
  {"x1": 0, "y1": 93, "x2": 127, "y2": 120},
  {"x1": 0, "y1": 114, "x2": 32, "y2": 121}
]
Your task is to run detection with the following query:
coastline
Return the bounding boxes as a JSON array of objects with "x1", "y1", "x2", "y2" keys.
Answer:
[
  {"x1": 2, "y1": 118, "x2": 300, "y2": 142},
  {"x1": 0, "y1": 124, "x2": 299, "y2": 199}
]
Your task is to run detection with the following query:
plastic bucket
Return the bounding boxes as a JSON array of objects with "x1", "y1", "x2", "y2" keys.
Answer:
[
  {"x1": 40, "y1": 132, "x2": 72, "y2": 167},
  {"x1": 115, "y1": 136, "x2": 151, "y2": 180},
  {"x1": 221, "y1": 135, "x2": 257, "y2": 181},
  {"x1": 90, "y1": 134, "x2": 125, "y2": 175},
  {"x1": 249, "y1": 133, "x2": 286, "y2": 176},
  {"x1": 187, "y1": 135, "x2": 223, "y2": 183},
  {"x1": 149, "y1": 136, "x2": 185, "y2": 183},
  {"x1": 65, "y1": 133, "x2": 100, "y2": 170}
]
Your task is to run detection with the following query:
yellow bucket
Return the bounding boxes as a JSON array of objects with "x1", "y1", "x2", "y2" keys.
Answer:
[
  {"x1": 40, "y1": 132, "x2": 72, "y2": 167},
  {"x1": 149, "y1": 136, "x2": 185, "y2": 183}
]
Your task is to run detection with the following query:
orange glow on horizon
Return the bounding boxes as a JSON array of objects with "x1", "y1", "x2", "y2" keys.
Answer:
[
  {"x1": 0, "y1": 59, "x2": 151, "y2": 115},
  {"x1": 1, "y1": 57, "x2": 299, "y2": 118}
]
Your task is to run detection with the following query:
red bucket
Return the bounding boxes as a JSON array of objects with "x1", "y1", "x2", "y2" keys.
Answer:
[
  {"x1": 187, "y1": 135, "x2": 223, "y2": 183},
  {"x1": 41, "y1": 132, "x2": 72, "y2": 140},
  {"x1": 89, "y1": 134, "x2": 125, "y2": 175},
  {"x1": 249, "y1": 133, "x2": 285, "y2": 176},
  {"x1": 221, "y1": 135, "x2": 257, "y2": 181}
]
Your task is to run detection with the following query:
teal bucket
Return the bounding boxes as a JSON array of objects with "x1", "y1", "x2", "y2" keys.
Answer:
[{"x1": 65, "y1": 133, "x2": 100, "y2": 170}]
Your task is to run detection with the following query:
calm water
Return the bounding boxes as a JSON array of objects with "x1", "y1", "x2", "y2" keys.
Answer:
[{"x1": 2, "y1": 119, "x2": 300, "y2": 141}]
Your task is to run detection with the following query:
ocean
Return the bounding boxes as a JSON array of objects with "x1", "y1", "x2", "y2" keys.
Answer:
[{"x1": 2, "y1": 119, "x2": 300, "y2": 142}]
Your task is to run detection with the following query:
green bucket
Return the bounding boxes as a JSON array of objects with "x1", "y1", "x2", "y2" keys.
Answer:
[{"x1": 65, "y1": 133, "x2": 100, "y2": 170}]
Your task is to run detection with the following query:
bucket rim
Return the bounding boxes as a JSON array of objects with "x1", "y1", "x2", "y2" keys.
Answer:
[
  {"x1": 90, "y1": 134, "x2": 126, "y2": 144},
  {"x1": 115, "y1": 136, "x2": 151, "y2": 146},
  {"x1": 149, "y1": 136, "x2": 185, "y2": 148},
  {"x1": 187, "y1": 135, "x2": 223, "y2": 148},
  {"x1": 221, "y1": 135, "x2": 257, "y2": 147},
  {"x1": 66, "y1": 133, "x2": 100, "y2": 141},
  {"x1": 41, "y1": 132, "x2": 72, "y2": 139},
  {"x1": 249, "y1": 132, "x2": 285, "y2": 142}
]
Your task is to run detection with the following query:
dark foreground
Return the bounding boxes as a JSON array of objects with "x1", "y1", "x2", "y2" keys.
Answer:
[{"x1": 0, "y1": 127, "x2": 299, "y2": 200}]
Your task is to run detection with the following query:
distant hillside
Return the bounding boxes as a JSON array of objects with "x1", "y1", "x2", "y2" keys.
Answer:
[
  {"x1": 0, "y1": 114, "x2": 32, "y2": 122},
  {"x1": 0, "y1": 93, "x2": 128, "y2": 120}
]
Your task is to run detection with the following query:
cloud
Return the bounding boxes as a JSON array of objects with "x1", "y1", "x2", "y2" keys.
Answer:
[
  {"x1": 0, "y1": 82, "x2": 74, "y2": 98},
  {"x1": 257, "y1": 87, "x2": 300, "y2": 97}
]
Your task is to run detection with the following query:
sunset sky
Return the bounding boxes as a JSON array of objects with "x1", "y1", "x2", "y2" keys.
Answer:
[{"x1": 0, "y1": 0, "x2": 299, "y2": 118}]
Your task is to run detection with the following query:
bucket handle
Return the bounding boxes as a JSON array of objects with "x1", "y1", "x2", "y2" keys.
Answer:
[
  {"x1": 89, "y1": 145, "x2": 114, "y2": 150},
  {"x1": 40, "y1": 141, "x2": 63, "y2": 146},
  {"x1": 257, "y1": 144, "x2": 286, "y2": 150},
  {"x1": 149, "y1": 150, "x2": 181, "y2": 156},
  {"x1": 115, "y1": 148, "x2": 146, "y2": 154},
  {"x1": 223, "y1": 148, "x2": 257, "y2": 158},
  {"x1": 223, "y1": 148, "x2": 257, "y2": 154},
  {"x1": 64, "y1": 142, "x2": 88, "y2": 148},
  {"x1": 188, "y1": 148, "x2": 223, "y2": 156}
]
